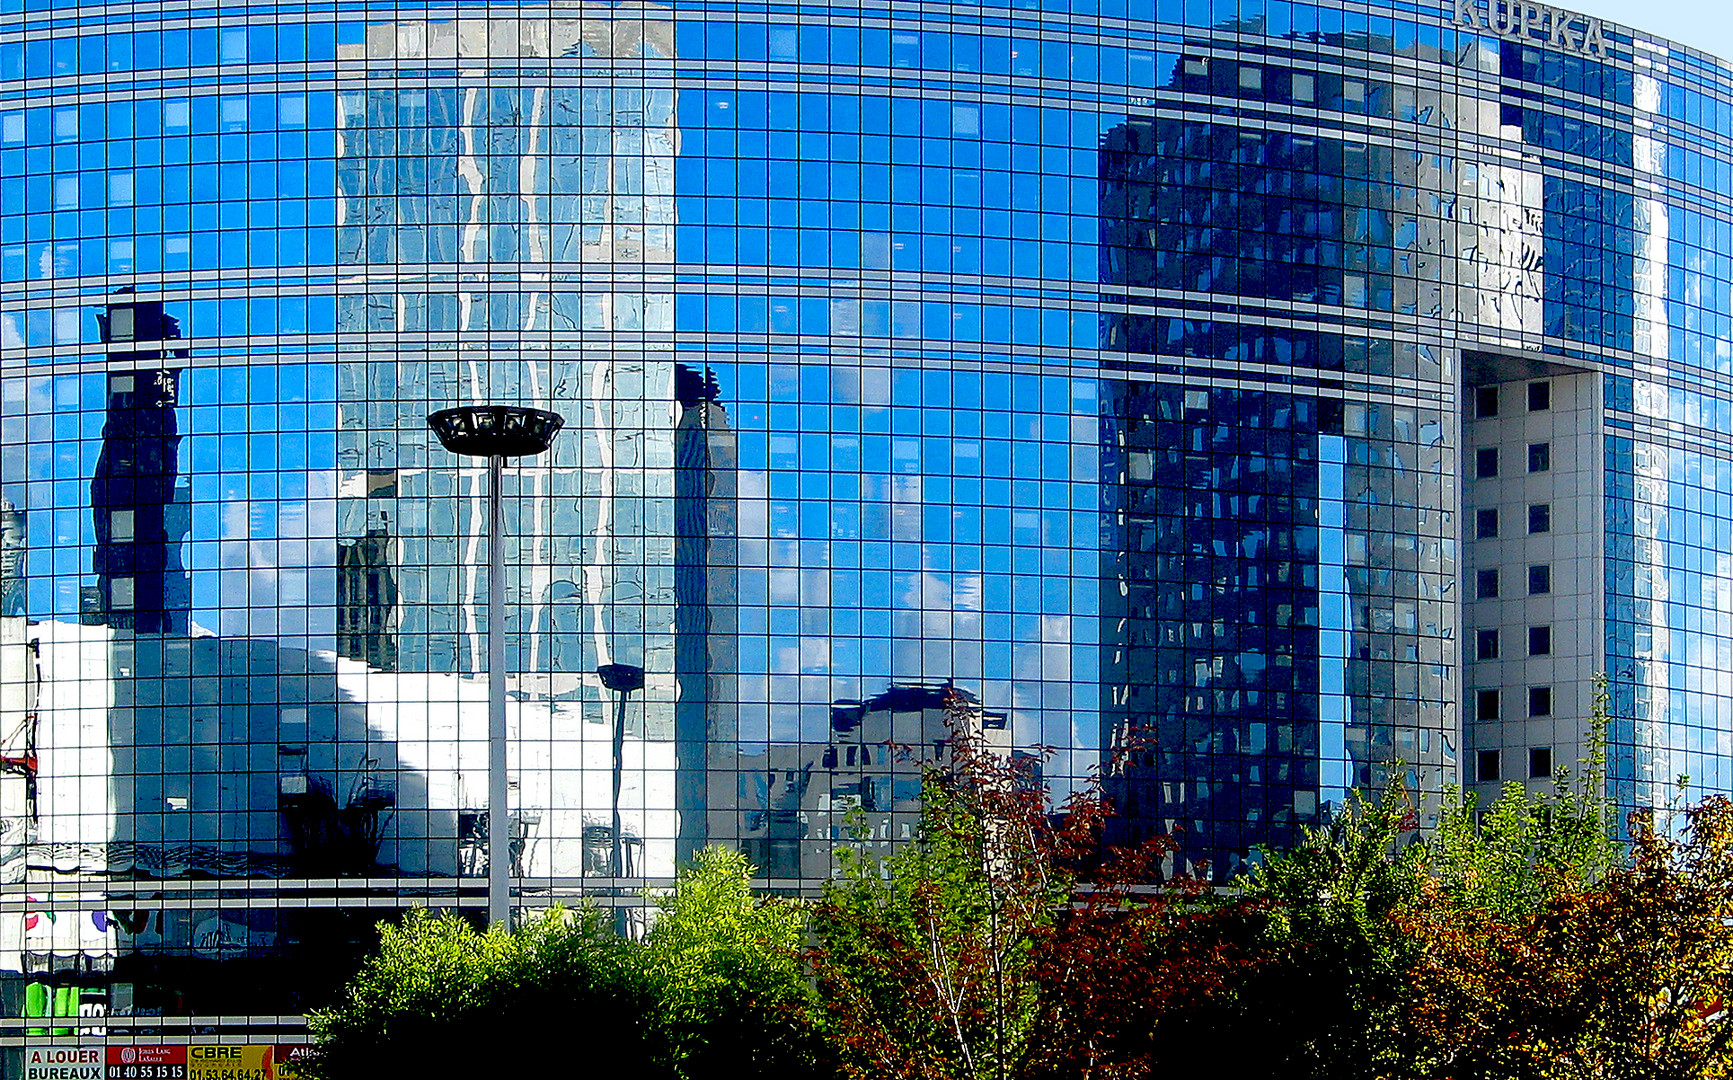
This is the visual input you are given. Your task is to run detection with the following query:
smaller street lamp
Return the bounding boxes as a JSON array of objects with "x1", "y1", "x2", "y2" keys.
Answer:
[
  {"x1": 428, "y1": 404, "x2": 564, "y2": 931},
  {"x1": 597, "y1": 662, "x2": 645, "y2": 884}
]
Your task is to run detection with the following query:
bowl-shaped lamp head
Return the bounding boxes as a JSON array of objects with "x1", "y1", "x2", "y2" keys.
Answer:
[
  {"x1": 598, "y1": 663, "x2": 646, "y2": 694},
  {"x1": 427, "y1": 405, "x2": 565, "y2": 458}
]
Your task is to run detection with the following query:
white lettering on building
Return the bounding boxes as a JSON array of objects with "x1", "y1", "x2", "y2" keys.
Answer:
[{"x1": 1453, "y1": 0, "x2": 1608, "y2": 58}]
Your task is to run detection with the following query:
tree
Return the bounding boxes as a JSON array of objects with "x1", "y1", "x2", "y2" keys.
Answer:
[
  {"x1": 303, "y1": 677, "x2": 1733, "y2": 1080},
  {"x1": 813, "y1": 693, "x2": 1050, "y2": 1080},
  {"x1": 304, "y1": 851, "x2": 833, "y2": 1080},
  {"x1": 1414, "y1": 795, "x2": 1733, "y2": 1080},
  {"x1": 1139, "y1": 785, "x2": 1436, "y2": 1080},
  {"x1": 640, "y1": 846, "x2": 834, "y2": 1079},
  {"x1": 810, "y1": 689, "x2": 1182, "y2": 1080},
  {"x1": 1427, "y1": 674, "x2": 1619, "y2": 923},
  {"x1": 300, "y1": 907, "x2": 659, "y2": 1080},
  {"x1": 1016, "y1": 847, "x2": 1213, "y2": 1080},
  {"x1": 1529, "y1": 794, "x2": 1733, "y2": 1078},
  {"x1": 1059, "y1": 674, "x2": 1631, "y2": 1080},
  {"x1": 1213, "y1": 675, "x2": 1733, "y2": 1080}
]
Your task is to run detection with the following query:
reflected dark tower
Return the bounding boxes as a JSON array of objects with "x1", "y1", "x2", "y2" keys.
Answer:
[
  {"x1": 1099, "y1": 114, "x2": 1359, "y2": 878},
  {"x1": 672, "y1": 363, "x2": 737, "y2": 864},
  {"x1": 1100, "y1": 381, "x2": 1335, "y2": 878},
  {"x1": 90, "y1": 296, "x2": 190, "y2": 634}
]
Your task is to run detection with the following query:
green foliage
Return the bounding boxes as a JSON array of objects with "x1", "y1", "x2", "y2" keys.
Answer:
[
  {"x1": 641, "y1": 846, "x2": 833, "y2": 1079},
  {"x1": 305, "y1": 678, "x2": 1733, "y2": 1080},
  {"x1": 1243, "y1": 782, "x2": 1432, "y2": 928},
  {"x1": 1428, "y1": 673, "x2": 1619, "y2": 921},
  {"x1": 306, "y1": 850, "x2": 830, "y2": 1080},
  {"x1": 1574, "y1": 794, "x2": 1733, "y2": 1079},
  {"x1": 1445, "y1": 795, "x2": 1733, "y2": 1080},
  {"x1": 811, "y1": 691, "x2": 1158, "y2": 1080},
  {"x1": 301, "y1": 906, "x2": 658, "y2": 1080},
  {"x1": 1142, "y1": 676, "x2": 1629, "y2": 1079},
  {"x1": 1204, "y1": 785, "x2": 1433, "y2": 1079},
  {"x1": 813, "y1": 769, "x2": 1046, "y2": 1080}
]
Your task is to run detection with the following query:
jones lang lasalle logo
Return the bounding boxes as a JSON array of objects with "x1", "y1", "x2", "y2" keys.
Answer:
[{"x1": 1452, "y1": 0, "x2": 1609, "y2": 57}]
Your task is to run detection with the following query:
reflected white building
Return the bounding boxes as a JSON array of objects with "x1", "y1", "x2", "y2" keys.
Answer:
[{"x1": 726, "y1": 684, "x2": 1009, "y2": 880}]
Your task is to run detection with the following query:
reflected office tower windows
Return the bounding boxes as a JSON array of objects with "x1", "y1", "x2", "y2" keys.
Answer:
[
  {"x1": 1100, "y1": 111, "x2": 1457, "y2": 877},
  {"x1": 812, "y1": 686, "x2": 1009, "y2": 874},
  {"x1": 90, "y1": 300, "x2": 190, "y2": 636},
  {"x1": 1101, "y1": 383, "x2": 1349, "y2": 876}
]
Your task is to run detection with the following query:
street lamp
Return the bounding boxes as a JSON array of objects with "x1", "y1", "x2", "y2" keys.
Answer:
[
  {"x1": 428, "y1": 404, "x2": 565, "y2": 931},
  {"x1": 597, "y1": 662, "x2": 645, "y2": 882}
]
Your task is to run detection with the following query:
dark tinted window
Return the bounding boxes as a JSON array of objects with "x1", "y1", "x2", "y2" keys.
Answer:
[
  {"x1": 1529, "y1": 625, "x2": 1551, "y2": 655},
  {"x1": 1528, "y1": 564, "x2": 1551, "y2": 594}
]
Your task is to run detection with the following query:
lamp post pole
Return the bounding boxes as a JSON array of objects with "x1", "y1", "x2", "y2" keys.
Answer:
[
  {"x1": 597, "y1": 662, "x2": 645, "y2": 882},
  {"x1": 611, "y1": 685, "x2": 626, "y2": 878},
  {"x1": 597, "y1": 661, "x2": 644, "y2": 937},
  {"x1": 486, "y1": 451, "x2": 506, "y2": 929},
  {"x1": 427, "y1": 405, "x2": 565, "y2": 932}
]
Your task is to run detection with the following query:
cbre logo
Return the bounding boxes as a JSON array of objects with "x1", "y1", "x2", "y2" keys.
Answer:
[{"x1": 1452, "y1": 0, "x2": 1609, "y2": 58}]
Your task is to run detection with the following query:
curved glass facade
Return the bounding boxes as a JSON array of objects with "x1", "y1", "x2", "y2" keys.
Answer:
[{"x1": 3, "y1": 0, "x2": 1733, "y2": 1041}]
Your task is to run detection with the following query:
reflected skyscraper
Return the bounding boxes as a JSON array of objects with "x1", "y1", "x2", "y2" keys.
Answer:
[
  {"x1": 1101, "y1": 383, "x2": 1356, "y2": 876},
  {"x1": 1099, "y1": 114, "x2": 1454, "y2": 874},
  {"x1": 673, "y1": 363, "x2": 738, "y2": 863},
  {"x1": 90, "y1": 299, "x2": 191, "y2": 636},
  {"x1": 3, "y1": 0, "x2": 1733, "y2": 1048}
]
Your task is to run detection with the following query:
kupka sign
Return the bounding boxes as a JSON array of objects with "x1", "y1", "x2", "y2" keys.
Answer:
[{"x1": 1453, "y1": 0, "x2": 1610, "y2": 58}]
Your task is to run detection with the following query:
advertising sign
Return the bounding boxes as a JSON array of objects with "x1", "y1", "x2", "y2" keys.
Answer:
[
  {"x1": 24, "y1": 1047, "x2": 103, "y2": 1080},
  {"x1": 185, "y1": 1046, "x2": 273, "y2": 1080},
  {"x1": 106, "y1": 1047, "x2": 187, "y2": 1080},
  {"x1": 272, "y1": 1046, "x2": 312, "y2": 1080},
  {"x1": 24, "y1": 1045, "x2": 297, "y2": 1080}
]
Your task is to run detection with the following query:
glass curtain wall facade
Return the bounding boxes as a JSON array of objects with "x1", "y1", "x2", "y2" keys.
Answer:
[{"x1": 2, "y1": 0, "x2": 1733, "y2": 1044}]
